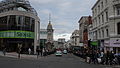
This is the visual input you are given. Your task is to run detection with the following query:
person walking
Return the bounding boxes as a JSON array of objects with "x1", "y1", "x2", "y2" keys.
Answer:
[
  {"x1": 36, "y1": 47, "x2": 40, "y2": 58},
  {"x1": 40, "y1": 45, "x2": 43, "y2": 57},
  {"x1": 40, "y1": 48, "x2": 43, "y2": 57},
  {"x1": 3, "y1": 48, "x2": 6, "y2": 56},
  {"x1": 100, "y1": 51, "x2": 105, "y2": 64},
  {"x1": 43, "y1": 48, "x2": 47, "y2": 57},
  {"x1": 88, "y1": 50, "x2": 93, "y2": 64},
  {"x1": 93, "y1": 50, "x2": 99, "y2": 64},
  {"x1": 18, "y1": 47, "x2": 21, "y2": 59},
  {"x1": 109, "y1": 51, "x2": 115, "y2": 65},
  {"x1": 28, "y1": 48, "x2": 31, "y2": 55},
  {"x1": 105, "y1": 51, "x2": 110, "y2": 65}
]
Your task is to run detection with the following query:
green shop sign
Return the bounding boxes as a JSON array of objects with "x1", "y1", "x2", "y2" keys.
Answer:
[
  {"x1": 90, "y1": 41, "x2": 98, "y2": 46},
  {"x1": 0, "y1": 31, "x2": 34, "y2": 39}
]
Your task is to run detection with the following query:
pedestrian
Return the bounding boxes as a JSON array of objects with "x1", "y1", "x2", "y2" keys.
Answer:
[
  {"x1": 85, "y1": 50, "x2": 90, "y2": 63},
  {"x1": 93, "y1": 50, "x2": 99, "y2": 64},
  {"x1": 28, "y1": 48, "x2": 31, "y2": 55},
  {"x1": 18, "y1": 48, "x2": 21, "y2": 59},
  {"x1": 36, "y1": 47, "x2": 40, "y2": 58},
  {"x1": 3, "y1": 48, "x2": 6, "y2": 56},
  {"x1": 40, "y1": 48, "x2": 43, "y2": 57},
  {"x1": 43, "y1": 48, "x2": 47, "y2": 57},
  {"x1": 40, "y1": 45, "x2": 43, "y2": 57},
  {"x1": 105, "y1": 51, "x2": 109, "y2": 65},
  {"x1": 109, "y1": 51, "x2": 115, "y2": 65},
  {"x1": 116, "y1": 54, "x2": 120, "y2": 65},
  {"x1": 88, "y1": 50, "x2": 93, "y2": 64},
  {"x1": 100, "y1": 51, "x2": 104, "y2": 64}
]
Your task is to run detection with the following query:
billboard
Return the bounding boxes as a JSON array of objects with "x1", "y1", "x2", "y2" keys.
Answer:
[{"x1": 0, "y1": 31, "x2": 34, "y2": 39}]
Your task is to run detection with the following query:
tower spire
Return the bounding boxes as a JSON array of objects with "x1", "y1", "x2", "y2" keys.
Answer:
[{"x1": 49, "y1": 13, "x2": 51, "y2": 23}]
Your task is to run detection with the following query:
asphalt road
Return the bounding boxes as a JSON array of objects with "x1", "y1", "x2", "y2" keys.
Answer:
[{"x1": 0, "y1": 53, "x2": 111, "y2": 68}]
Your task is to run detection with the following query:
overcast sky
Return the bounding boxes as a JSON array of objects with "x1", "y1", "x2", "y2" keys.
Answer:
[{"x1": 1, "y1": 0, "x2": 97, "y2": 41}]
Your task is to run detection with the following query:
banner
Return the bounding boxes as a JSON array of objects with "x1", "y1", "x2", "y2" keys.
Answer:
[{"x1": 0, "y1": 31, "x2": 34, "y2": 39}]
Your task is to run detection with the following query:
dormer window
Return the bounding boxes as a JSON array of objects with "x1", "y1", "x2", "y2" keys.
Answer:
[
  {"x1": 16, "y1": 0, "x2": 24, "y2": 2},
  {"x1": 17, "y1": 7, "x2": 27, "y2": 11}
]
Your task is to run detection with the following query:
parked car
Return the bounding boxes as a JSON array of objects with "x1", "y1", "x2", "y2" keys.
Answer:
[
  {"x1": 63, "y1": 50, "x2": 67, "y2": 54},
  {"x1": 55, "y1": 50, "x2": 62, "y2": 56}
]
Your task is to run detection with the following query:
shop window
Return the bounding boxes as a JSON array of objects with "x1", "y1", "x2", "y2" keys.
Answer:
[
  {"x1": 0, "y1": 16, "x2": 7, "y2": 25},
  {"x1": 31, "y1": 18, "x2": 35, "y2": 32},
  {"x1": 16, "y1": 16, "x2": 23, "y2": 30},
  {"x1": 25, "y1": 16, "x2": 30, "y2": 26},
  {"x1": 18, "y1": 16, "x2": 22, "y2": 25},
  {"x1": 24, "y1": 16, "x2": 30, "y2": 31},
  {"x1": 8, "y1": 15, "x2": 17, "y2": 29},
  {"x1": 0, "y1": 16, "x2": 7, "y2": 30}
]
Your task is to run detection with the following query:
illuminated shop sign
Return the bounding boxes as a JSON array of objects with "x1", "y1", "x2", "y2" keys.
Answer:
[{"x1": 0, "y1": 31, "x2": 34, "y2": 39}]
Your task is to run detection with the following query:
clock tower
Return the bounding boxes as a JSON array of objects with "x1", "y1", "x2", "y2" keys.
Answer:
[{"x1": 46, "y1": 14, "x2": 54, "y2": 51}]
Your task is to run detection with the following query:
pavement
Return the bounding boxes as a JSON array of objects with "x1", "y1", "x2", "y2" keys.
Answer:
[{"x1": 0, "y1": 51, "x2": 41, "y2": 59}]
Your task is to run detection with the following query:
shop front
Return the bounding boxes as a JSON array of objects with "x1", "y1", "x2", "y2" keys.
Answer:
[
  {"x1": 0, "y1": 30, "x2": 34, "y2": 52},
  {"x1": 104, "y1": 39, "x2": 110, "y2": 52},
  {"x1": 90, "y1": 41, "x2": 98, "y2": 50},
  {"x1": 104, "y1": 38, "x2": 120, "y2": 53},
  {"x1": 110, "y1": 38, "x2": 120, "y2": 53}
]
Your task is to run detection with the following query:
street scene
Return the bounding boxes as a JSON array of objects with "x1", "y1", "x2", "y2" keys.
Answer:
[{"x1": 0, "y1": 0, "x2": 120, "y2": 68}]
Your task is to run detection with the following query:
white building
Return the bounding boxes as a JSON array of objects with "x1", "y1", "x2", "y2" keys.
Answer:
[
  {"x1": 91, "y1": 0, "x2": 120, "y2": 53},
  {"x1": 58, "y1": 38, "x2": 66, "y2": 49},
  {"x1": 65, "y1": 40, "x2": 72, "y2": 49},
  {"x1": 40, "y1": 29, "x2": 47, "y2": 48},
  {"x1": 70, "y1": 30, "x2": 80, "y2": 46},
  {"x1": 53, "y1": 41, "x2": 58, "y2": 49}
]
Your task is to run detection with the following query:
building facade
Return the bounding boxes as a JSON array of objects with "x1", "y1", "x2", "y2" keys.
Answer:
[
  {"x1": 78, "y1": 16, "x2": 92, "y2": 47},
  {"x1": 58, "y1": 38, "x2": 66, "y2": 49},
  {"x1": 70, "y1": 30, "x2": 80, "y2": 46},
  {"x1": 91, "y1": 0, "x2": 120, "y2": 53},
  {"x1": 53, "y1": 41, "x2": 58, "y2": 49},
  {"x1": 0, "y1": 0, "x2": 40, "y2": 54},
  {"x1": 46, "y1": 21, "x2": 54, "y2": 51},
  {"x1": 40, "y1": 29, "x2": 47, "y2": 48}
]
